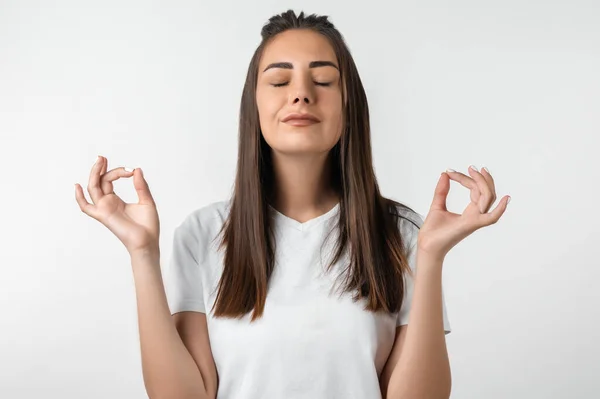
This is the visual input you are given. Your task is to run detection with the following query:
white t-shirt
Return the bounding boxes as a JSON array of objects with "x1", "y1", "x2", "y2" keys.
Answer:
[{"x1": 164, "y1": 199, "x2": 451, "y2": 399}]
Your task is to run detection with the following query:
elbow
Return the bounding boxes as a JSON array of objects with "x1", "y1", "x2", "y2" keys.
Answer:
[
  {"x1": 435, "y1": 382, "x2": 452, "y2": 399},
  {"x1": 442, "y1": 365, "x2": 452, "y2": 398},
  {"x1": 429, "y1": 367, "x2": 452, "y2": 399},
  {"x1": 428, "y1": 360, "x2": 452, "y2": 399},
  {"x1": 393, "y1": 389, "x2": 451, "y2": 399},
  {"x1": 435, "y1": 370, "x2": 453, "y2": 399},
  {"x1": 151, "y1": 394, "x2": 212, "y2": 399},
  {"x1": 148, "y1": 387, "x2": 214, "y2": 399},
  {"x1": 390, "y1": 389, "x2": 451, "y2": 399},
  {"x1": 389, "y1": 372, "x2": 452, "y2": 399}
]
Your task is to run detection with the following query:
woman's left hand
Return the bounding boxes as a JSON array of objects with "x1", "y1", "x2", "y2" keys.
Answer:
[{"x1": 417, "y1": 165, "x2": 510, "y2": 263}]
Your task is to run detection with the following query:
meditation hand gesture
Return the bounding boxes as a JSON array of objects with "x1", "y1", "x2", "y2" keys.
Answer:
[
  {"x1": 418, "y1": 165, "x2": 510, "y2": 263},
  {"x1": 75, "y1": 156, "x2": 160, "y2": 256}
]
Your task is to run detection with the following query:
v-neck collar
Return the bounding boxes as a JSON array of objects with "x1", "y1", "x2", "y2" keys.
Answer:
[{"x1": 269, "y1": 202, "x2": 340, "y2": 232}]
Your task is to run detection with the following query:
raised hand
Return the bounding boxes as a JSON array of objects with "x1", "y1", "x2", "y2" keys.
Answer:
[
  {"x1": 417, "y1": 165, "x2": 510, "y2": 263},
  {"x1": 75, "y1": 156, "x2": 160, "y2": 256}
]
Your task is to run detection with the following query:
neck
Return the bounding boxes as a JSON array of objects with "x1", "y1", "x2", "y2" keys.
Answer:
[{"x1": 270, "y1": 151, "x2": 339, "y2": 223}]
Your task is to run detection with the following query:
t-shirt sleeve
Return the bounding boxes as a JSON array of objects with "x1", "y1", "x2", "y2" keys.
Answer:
[
  {"x1": 395, "y1": 210, "x2": 452, "y2": 334},
  {"x1": 164, "y1": 220, "x2": 206, "y2": 315}
]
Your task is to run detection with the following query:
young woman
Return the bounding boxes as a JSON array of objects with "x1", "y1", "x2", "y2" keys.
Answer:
[{"x1": 75, "y1": 9, "x2": 510, "y2": 399}]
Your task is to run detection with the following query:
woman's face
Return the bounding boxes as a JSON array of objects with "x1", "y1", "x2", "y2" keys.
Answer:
[{"x1": 256, "y1": 29, "x2": 343, "y2": 156}]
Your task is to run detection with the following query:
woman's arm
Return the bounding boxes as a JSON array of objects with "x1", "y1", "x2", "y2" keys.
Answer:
[
  {"x1": 383, "y1": 251, "x2": 451, "y2": 399},
  {"x1": 132, "y1": 248, "x2": 216, "y2": 399}
]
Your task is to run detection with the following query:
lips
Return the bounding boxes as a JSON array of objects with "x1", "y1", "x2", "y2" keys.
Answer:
[
  {"x1": 281, "y1": 113, "x2": 320, "y2": 123},
  {"x1": 284, "y1": 118, "x2": 318, "y2": 126}
]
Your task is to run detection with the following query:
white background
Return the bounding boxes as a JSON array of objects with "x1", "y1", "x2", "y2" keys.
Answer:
[{"x1": 1, "y1": 1, "x2": 599, "y2": 398}]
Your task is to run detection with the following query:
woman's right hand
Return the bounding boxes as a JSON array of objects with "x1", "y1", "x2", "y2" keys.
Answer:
[{"x1": 75, "y1": 155, "x2": 160, "y2": 257}]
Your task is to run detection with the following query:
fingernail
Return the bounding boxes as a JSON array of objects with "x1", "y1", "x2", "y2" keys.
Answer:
[
  {"x1": 469, "y1": 165, "x2": 478, "y2": 172},
  {"x1": 483, "y1": 166, "x2": 490, "y2": 174},
  {"x1": 446, "y1": 168, "x2": 455, "y2": 173},
  {"x1": 95, "y1": 156, "x2": 100, "y2": 164},
  {"x1": 124, "y1": 167, "x2": 134, "y2": 172},
  {"x1": 507, "y1": 196, "x2": 511, "y2": 205}
]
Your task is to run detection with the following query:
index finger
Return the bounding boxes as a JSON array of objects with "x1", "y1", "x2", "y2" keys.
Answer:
[
  {"x1": 87, "y1": 156, "x2": 104, "y2": 204},
  {"x1": 480, "y1": 166, "x2": 497, "y2": 199}
]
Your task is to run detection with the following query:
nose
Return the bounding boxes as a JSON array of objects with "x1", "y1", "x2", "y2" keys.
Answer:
[
  {"x1": 288, "y1": 80, "x2": 314, "y2": 105},
  {"x1": 292, "y1": 95, "x2": 310, "y2": 105}
]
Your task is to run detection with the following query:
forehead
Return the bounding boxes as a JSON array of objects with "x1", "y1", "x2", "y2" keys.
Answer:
[{"x1": 259, "y1": 29, "x2": 338, "y2": 70}]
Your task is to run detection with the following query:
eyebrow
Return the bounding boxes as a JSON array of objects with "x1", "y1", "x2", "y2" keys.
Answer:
[{"x1": 262, "y1": 60, "x2": 339, "y2": 72}]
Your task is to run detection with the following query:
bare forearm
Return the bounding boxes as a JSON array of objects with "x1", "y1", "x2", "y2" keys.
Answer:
[
  {"x1": 131, "y1": 249, "x2": 209, "y2": 399},
  {"x1": 387, "y1": 251, "x2": 451, "y2": 399}
]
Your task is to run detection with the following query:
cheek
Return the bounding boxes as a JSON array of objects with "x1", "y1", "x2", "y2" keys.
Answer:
[
  {"x1": 256, "y1": 90, "x2": 282, "y2": 122},
  {"x1": 323, "y1": 87, "x2": 342, "y2": 111},
  {"x1": 256, "y1": 92, "x2": 280, "y2": 144},
  {"x1": 323, "y1": 93, "x2": 344, "y2": 133}
]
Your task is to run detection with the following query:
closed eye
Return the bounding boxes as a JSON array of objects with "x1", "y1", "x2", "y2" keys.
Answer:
[{"x1": 272, "y1": 82, "x2": 331, "y2": 87}]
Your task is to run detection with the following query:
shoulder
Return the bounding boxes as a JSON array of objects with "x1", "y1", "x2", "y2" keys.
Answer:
[
  {"x1": 176, "y1": 199, "x2": 231, "y2": 232},
  {"x1": 172, "y1": 199, "x2": 231, "y2": 262}
]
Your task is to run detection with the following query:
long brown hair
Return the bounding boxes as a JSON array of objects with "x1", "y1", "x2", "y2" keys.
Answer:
[{"x1": 213, "y1": 9, "x2": 420, "y2": 321}]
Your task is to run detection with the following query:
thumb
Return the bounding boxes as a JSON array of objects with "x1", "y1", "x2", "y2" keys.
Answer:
[
  {"x1": 429, "y1": 172, "x2": 449, "y2": 212},
  {"x1": 133, "y1": 168, "x2": 155, "y2": 205}
]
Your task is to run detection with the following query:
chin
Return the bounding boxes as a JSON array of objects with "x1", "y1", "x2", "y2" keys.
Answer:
[
  {"x1": 270, "y1": 140, "x2": 331, "y2": 156},
  {"x1": 264, "y1": 127, "x2": 337, "y2": 155}
]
